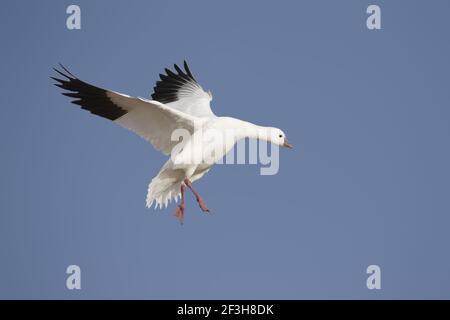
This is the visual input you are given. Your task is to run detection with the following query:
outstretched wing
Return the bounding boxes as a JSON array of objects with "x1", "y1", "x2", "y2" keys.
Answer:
[
  {"x1": 152, "y1": 61, "x2": 215, "y2": 118},
  {"x1": 52, "y1": 65, "x2": 198, "y2": 155}
]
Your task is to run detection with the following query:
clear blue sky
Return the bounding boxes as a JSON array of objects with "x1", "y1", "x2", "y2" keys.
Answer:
[{"x1": 1, "y1": 0, "x2": 450, "y2": 299}]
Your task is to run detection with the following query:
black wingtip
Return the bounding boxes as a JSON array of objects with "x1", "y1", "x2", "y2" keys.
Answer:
[
  {"x1": 51, "y1": 65, "x2": 128, "y2": 121},
  {"x1": 183, "y1": 60, "x2": 194, "y2": 79},
  {"x1": 51, "y1": 64, "x2": 77, "y2": 83},
  {"x1": 52, "y1": 67, "x2": 68, "y2": 79},
  {"x1": 50, "y1": 76, "x2": 66, "y2": 85},
  {"x1": 58, "y1": 63, "x2": 76, "y2": 78},
  {"x1": 53, "y1": 83, "x2": 66, "y2": 89},
  {"x1": 173, "y1": 63, "x2": 184, "y2": 75}
]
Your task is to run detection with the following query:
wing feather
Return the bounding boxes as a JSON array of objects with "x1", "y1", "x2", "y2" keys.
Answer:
[
  {"x1": 152, "y1": 61, "x2": 215, "y2": 118},
  {"x1": 52, "y1": 65, "x2": 198, "y2": 155}
]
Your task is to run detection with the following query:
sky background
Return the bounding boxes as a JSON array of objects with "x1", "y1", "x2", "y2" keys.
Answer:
[{"x1": 1, "y1": 0, "x2": 450, "y2": 299}]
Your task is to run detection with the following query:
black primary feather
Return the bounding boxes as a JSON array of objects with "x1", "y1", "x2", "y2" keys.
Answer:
[
  {"x1": 151, "y1": 60, "x2": 198, "y2": 104},
  {"x1": 51, "y1": 65, "x2": 127, "y2": 121}
]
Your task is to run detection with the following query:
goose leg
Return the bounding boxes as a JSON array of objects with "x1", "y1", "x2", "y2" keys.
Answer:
[
  {"x1": 184, "y1": 179, "x2": 210, "y2": 213},
  {"x1": 174, "y1": 184, "x2": 185, "y2": 225}
]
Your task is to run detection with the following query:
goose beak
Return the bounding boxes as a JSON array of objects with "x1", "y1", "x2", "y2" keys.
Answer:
[{"x1": 283, "y1": 138, "x2": 293, "y2": 149}]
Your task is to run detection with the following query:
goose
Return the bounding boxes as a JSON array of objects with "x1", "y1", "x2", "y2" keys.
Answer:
[{"x1": 52, "y1": 61, "x2": 292, "y2": 224}]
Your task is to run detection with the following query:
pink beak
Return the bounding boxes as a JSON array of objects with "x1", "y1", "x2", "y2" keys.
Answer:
[{"x1": 283, "y1": 139, "x2": 293, "y2": 149}]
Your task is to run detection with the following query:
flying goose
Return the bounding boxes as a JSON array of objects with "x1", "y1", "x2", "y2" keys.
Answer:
[{"x1": 52, "y1": 61, "x2": 292, "y2": 224}]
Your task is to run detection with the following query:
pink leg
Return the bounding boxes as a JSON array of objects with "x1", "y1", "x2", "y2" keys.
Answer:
[
  {"x1": 174, "y1": 184, "x2": 185, "y2": 225},
  {"x1": 184, "y1": 179, "x2": 210, "y2": 213}
]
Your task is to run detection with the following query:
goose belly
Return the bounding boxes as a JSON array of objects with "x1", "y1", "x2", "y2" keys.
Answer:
[{"x1": 190, "y1": 165, "x2": 212, "y2": 182}]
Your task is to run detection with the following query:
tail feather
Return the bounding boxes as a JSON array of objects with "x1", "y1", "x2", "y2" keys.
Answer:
[{"x1": 146, "y1": 170, "x2": 182, "y2": 209}]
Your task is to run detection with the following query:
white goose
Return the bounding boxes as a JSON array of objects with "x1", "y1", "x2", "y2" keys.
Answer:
[{"x1": 52, "y1": 62, "x2": 292, "y2": 224}]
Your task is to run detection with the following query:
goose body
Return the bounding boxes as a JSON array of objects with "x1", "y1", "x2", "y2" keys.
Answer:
[{"x1": 52, "y1": 62, "x2": 292, "y2": 223}]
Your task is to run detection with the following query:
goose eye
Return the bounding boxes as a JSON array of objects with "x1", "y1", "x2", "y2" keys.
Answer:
[{"x1": 279, "y1": 134, "x2": 283, "y2": 138}]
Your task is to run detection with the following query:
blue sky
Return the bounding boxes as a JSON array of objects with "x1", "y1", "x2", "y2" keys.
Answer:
[{"x1": 1, "y1": 0, "x2": 450, "y2": 299}]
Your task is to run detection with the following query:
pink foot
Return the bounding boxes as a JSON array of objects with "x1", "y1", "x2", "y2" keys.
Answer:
[
  {"x1": 196, "y1": 197, "x2": 210, "y2": 213},
  {"x1": 174, "y1": 205, "x2": 185, "y2": 225},
  {"x1": 184, "y1": 179, "x2": 211, "y2": 213}
]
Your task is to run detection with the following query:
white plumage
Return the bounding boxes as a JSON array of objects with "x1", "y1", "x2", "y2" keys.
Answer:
[{"x1": 52, "y1": 61, "x2": 292, "y2": 221}]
